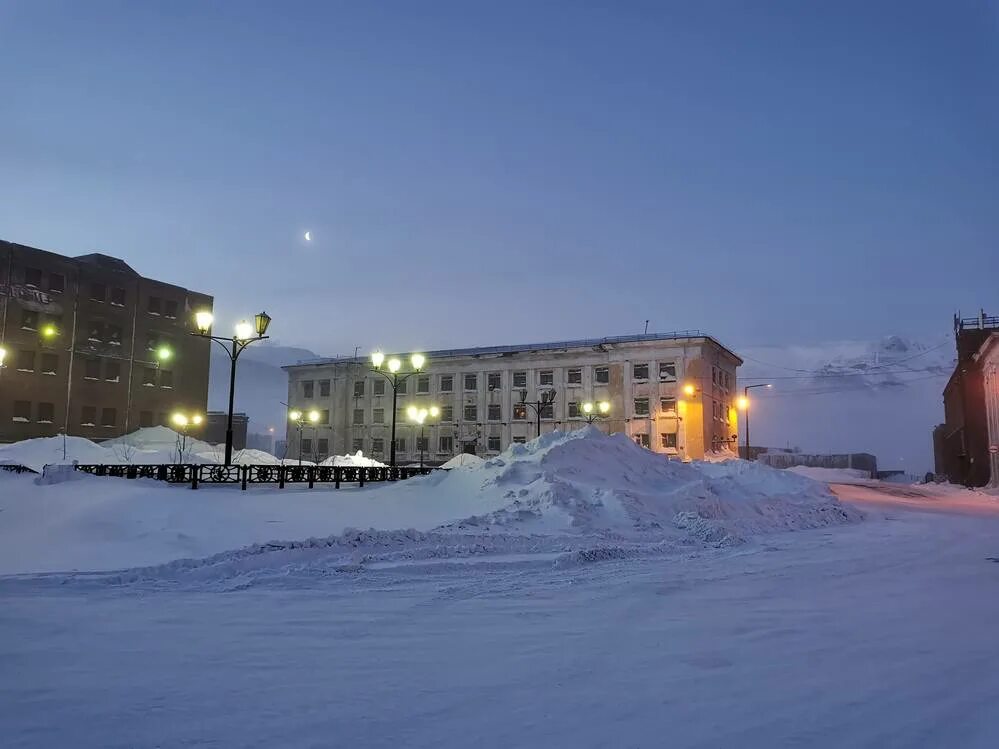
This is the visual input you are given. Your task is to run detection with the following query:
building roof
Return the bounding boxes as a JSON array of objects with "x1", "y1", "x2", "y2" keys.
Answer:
[{"x1": 284, "y1": 331, "x2": 743, "y2": 370}]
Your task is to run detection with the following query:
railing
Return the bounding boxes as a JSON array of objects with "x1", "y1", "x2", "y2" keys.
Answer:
[
  {"x1": 1, "y1": 464, "x2": 36, "y2": 474},
  {"x1": 72, "y1": 463, "x2": 431, "y2": 490}
]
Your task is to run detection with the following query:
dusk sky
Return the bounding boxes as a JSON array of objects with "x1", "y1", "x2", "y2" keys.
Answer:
[{"x1": 2, "y1": 1, "x2": 996, "y2": 355}]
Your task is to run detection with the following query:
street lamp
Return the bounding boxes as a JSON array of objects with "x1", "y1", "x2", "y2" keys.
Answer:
[
  {"x1": 171, "y1": 411, "x2": 203, "y2": 464},
  {"x1": 739, "y1": 383, "x2": 772, "y2": 457},
  {"x1": 370, "y1": 351, "x2": 427, "y2": 469},
  {"x1": 0, "y1": 345, "x2": 6, "y2": 369},
  {"x1": 288, "y1": 409, "x2": 321, "y2": 465},
  {"x1": 682, "y1": 383, "x2": 698, "y2": 398},
  {"x1": 407, "y1": 404, "x2": 440, "y2": 471},
  {"x1": 192, "y1": 310, "x2": 271, "y2": 465},
  {"x1": 518, "y1": 388, "x2": 557, "y2": 438},
  {"x1": 581, "y1": 400, "x2": 611, "y2": 425}
]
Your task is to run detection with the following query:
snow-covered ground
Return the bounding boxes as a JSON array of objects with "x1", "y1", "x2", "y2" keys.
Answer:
[{"x1": 2, "y1": 431, "x2": 997, "y2": 747}]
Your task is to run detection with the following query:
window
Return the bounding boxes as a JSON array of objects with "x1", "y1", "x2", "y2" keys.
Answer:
[
  {"x1": 35, "y1": 402, "x2": 53, "y2": 424},
  {"x1": 439, "y1": 436, "x2": 454, "y2": 453},
  {"x1": 104, "y1": 361, "x2": 121, "y2": 382},
  {"x1": 301, "y1": 438, "x2": 313, "y2": 455},
  {"x1": 320, "y1": 409, "x2": 330, "y2": 424},
  {"x1": 416, "y1": 436, "x2": 429, "y2": 452},
  {"x1": 634, "y1": 397, "x2": 650, "y2": 416},
  {"x1": 163, "y1": 299, "x2": 178, "y2": 318},
  {"x1": 661, "y1": 432, "x2": 678, "y2": 449},
  {"x1": 488, "y1": 435, "x2": 501, "y2": 452},
  {"x1": 396, "y1": 379, "x2": 407, "y2": 394},
  {"x1": 302, "y1": 380, "x2": 314, "y2": 398},
  {"x1": 90, "y1": 283, "x2": 106, "y2": 302},
  {"x1": 139, "y1": 411, "x2": 154, "y2": 427},
  {"x1": 21, "y1": 309, "x2": 38, "y2": 331},
  {"x1": 110, "y1": 287, "x2": 126, "y2": 306},
  {"x1": 634, "y1": 433, "x2": 650, "y2": 448},
  {"x1": 16, "y1": 349, "x2": 35, "y2": 372},
  {"x1": 595, "y1": 366, "x2": 609, "y2": 384},
  {"x1": 354, "y1": 381, "x2": 366, "y2": 397},
  {"x1": 101, "y1": 408, "x2": 116, "y2": 427},
  {"x1": 513, "y1": 371, "x2": 527, "y2": 388},
  {"x1": 159, "y1": 369, "x2": 173, "y2": 388},
  {"x1": 352, "y1": 438, "x2": 364, "y2": 453},
  {"x1": 106, "y1": 324, "x2": 123, "y2": 346},
  {"x1": 441, "y1": 405, "x2": 453, "y2": 422},
  {"x1": 353, "y1": 409, "x2": 365, "y2": 425},
  {"x1": 539, "y1": 370, "x2": 554, "y2": 386},
  {"x1": 48, "y1": 273, "x2": 65, "y2": 293},
  {"x1": 633, "y1": 363, "x2": 649, "y2": 380},
  {"x1": 660, "y1": 397, "x2": 677, "y2": 413},
  {"x1": 464, "y1": 404, "x2": 477, "y2": 422},
  {"x1": 40, "y1": 353, "x2": 58, "y2": 375},
  {"x1": 84, "y1": 358, "x2": 101, "y2": 380},
  {"x1": 568, "y1": 401, "x2": 580, "y2": 418},
  {"x1": 567, "y1": 368, "x2": 582, "y2": 385},
  {"x1": 142, "y1": 367, "x2": 157, "y2": 386},
  {"x1": 147, "y1": 296, "x2": 161, "y2": 315},
  {"x1": 540, "y1": 403, "x2": 554, "y2": 419},
  {"x1": 87, "y1": 321, "x2": 104, "y2": 342},
  {"x1": 396, "y1": 407, "x2": 406, "y2": 423},
  {"x1": 488, "y1": 404, "x2": 501, "y2": 421},
  {"x1": 318, "y1": 438, "x2": 329, "y2": 455},
  {"x1": 24, "y1": 267, "x2": 42, "y2": 288},
  {"x1": 13, "y1": 401, "x2": 31, "y2": 422},
  {"x1": 512, "y1": 436, "x2": 527, "y2": 445},
  {"x1": 372, "y1": 438, "x2": 385, "y2": 454},
  {"x1": 440, "y1": 375, "x2": 453, "y2": 392},
  {"x1": 416, "y1": 375, "x2": 430, "y2": 394},
  {"x1": 80, "y1": 406, "x2": 97, "y2": 426},
  {"x1": 145, "y1": 333, "x2": 158, "y2": 351},
  {"x1": 319, "y1": 379, "x2": 331, "y2": 397},
  {"x1": 464, "y1": 374, "x2": 477, "y2": 391},
  {"x1": 395, "y1": 438, "x2": 406, "y2": 453},
  {"x1": 659, "y1": 362, "x2": 677, "y2": 382},
  {"x1": 487, "y1": 372, "x2": 502, "y2": 390},
  {"x1": 513, "y1": 404, "x2": 527, "y2": 420},
  {"x1": 373, "y1": 408, "x2": 385, "y2": 424}
]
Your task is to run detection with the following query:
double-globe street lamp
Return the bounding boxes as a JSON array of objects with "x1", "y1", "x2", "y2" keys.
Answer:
[
  {"x1": 737, "y1": 383, "x2": 772, "y2": 457},
  {"x1": 406, "y1": 405, "x2": 440, "y2": 471},
  {"x1": 518, "y1": 388, "x2": 557, "y2": 438},
  {"x1": 170, "y1": 411, "x2": 203, "y2": 464},
  {"x1": 581, "y1": 400, "x2": 611, "y2": 425},
  {"x1": 288, "y1": 408, "x2": 320, "y2": 465},
  {"x1": 370, "y1": 351, "x2": 427, "y2": 469},
  {"x1": 192, "y1": 310, "x2": 272, "y2": 465}
]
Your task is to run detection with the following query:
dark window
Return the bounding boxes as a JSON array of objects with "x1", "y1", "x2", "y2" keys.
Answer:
[
  {"x1": 40, "y1": 353, "x2": 58, "y2": 375},
  {"x1": 441, "y1": 405, "x2": 453, "y2": 422},
  {"x1": 440, "y1": 375, "x2": 453, "y2": 392},
  {"x1": 396, "y1": 379, "x2": 407, "y2": 395},
  {"x1": 142, "y1": 367, "x2": 157, "y2": 386},
  {"x1": 633, "y1": 363, "x2": 649, "y2": 380},
  {"x1": 395, "y1": 438, "x2": 406, "y2": 453},
  {"x1": 90, "y1": 283, "x2": 106, "y2": 302},
  {"x1": 37, "y1": 402, "x2": 55, "y2": 423},
  {"x1": 661, "y1": 432, "x2": 678, "y2": 449},
  {"x1": 107, "y1": 324, "x2": 123, "y2": 345},
  {"x1": 104, "y1": 361, "x2": 121, "y2": 382},
  {"x1": 159, "y1": 370, "x2": 173, "y2": 388},
  {"x1": 147, "y1": 296, "x2": 161, "y2": 315},
  {"x1": 488, "y1": 404, "x2": 501, "y2": 421},
  {"x1": 595, "y1": 366, "x2": 610, "y2": 384},
  {"x1": 87, "y1": 321, "x2": 104, "y2": 342},
  {"x1": 568, "y1": 401, "x2": 580, "y2": 418},
  {"x1": 110, "y1": 287, "x2": 126, "y2": 306},
  {"x1": 513, "y1": 371, "x2": 527, "y2": 388},
  {"x1": 21, "y1": 309, "x2": 38, "y2": 330},
  {"x1": 373, "y1": 408, "x2": 385, "y2": 424},
  {"x1": 635, "y1": 433, "x2": 650, "y2": 449},
  {"x1": 301, "y1": 438, "x2": 313, "y2": 454},
  {"x1": 488, "y1": 435, "x2": 501, "y2": 452},
  {"x1": 512, "y1": 436, "x2": 526, "y2": 445},
  {"x1": 139, "y1": 410, "x2": 154, "y2": 427},
  {"x1": 464, "y1": 374, "x2": 477, "y2": 391},
  {"x1": 13, "y1": 400, "x2": 31, "y2": 421},
  {"x1": 163, "y1": 299, "x2": 178, "y2": 318},
  {"x1": 24, "y1": 267, "x2": 42, "y2": 288},
  {"x1": 540, "y1": 403, "x2": 554, "y2": 419},
  {"x1": 439, "y1": 436, "x2": 453, "y2": 453},
  {"x1": 84, "y1": 358, "x2": 101, "y2": 379},
  {"x1": 417, "y1": 375, "x2": 430, "y2": 394},
  {"x1": 80, "y1": 405, "x2": 97, "y2": 426},
  {"x1": 487, "y1": 372, "x2": 502, "y2": 390},
  {"x1": 659, "y1": 362, "x2": 677, "y2": 382},
  {"x1": 100, "y1": 408, "x2": 116, "y2": 427},
  {"x1": 373, "y1": 380, "x2": 385, "y2": 396},
  {"x1": 372, "y1": 438, "x2": 384, "y2": 454},
  {"x1": 16, "y1": 349, "x2": 35, "y2": 371},
  {"x1": 351, "y1": 438, "x2": 364, "y2": 453},
  {"x1": 567, "y1": 368, "x2": 582, "y2": 385},
  {"x1": 319, "y1": 379, "x2": 331, "y2": 397},
  {"x1": 464, "y1": 404, "x2": 477, "y2": 422},
  {"x1": 353, "y1": 409, "x2": 364, "y2": 425},
  {"x1": 634, "y1": 397, "x2": 650, "y2": 416},
  {"x1": 302, "y1": 380, "x2": 314, "y2": 398},
  {"x1": 539, "y1": 370, "x2": 554, "y2": 386},
  {"x1": 354, "y1": 381, "x2": 365, "y2": 397},
  {"x1": 317, "y1": 438, "x2": 329, "y2": 455},
  {"x1": 513, "y1": 404, "x2": 527, "y2": 420},
  {"x1": 48, "y1": 273, "x2": 65, "y2": 293}
]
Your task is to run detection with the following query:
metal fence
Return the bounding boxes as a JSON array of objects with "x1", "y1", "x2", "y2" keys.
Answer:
[{"x1": 72, "y1": 463, "x2": 431, "y2": 490}]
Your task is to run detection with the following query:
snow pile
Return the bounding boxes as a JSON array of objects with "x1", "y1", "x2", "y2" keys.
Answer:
[
  {"x1": 439, "y1": 452, "x2": 485, "y2": 469},
  {"x1": 319, "y1": 451, "x2": 386, "y2": 468}
]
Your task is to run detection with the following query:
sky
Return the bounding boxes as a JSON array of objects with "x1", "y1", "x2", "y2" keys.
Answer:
[{"x1": 1, "y1": 0, "x2": 997, "y2": 356}]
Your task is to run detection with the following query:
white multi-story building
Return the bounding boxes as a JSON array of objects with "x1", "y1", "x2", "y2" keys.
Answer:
[{"x1": 282, "y1": 332, "x2": 742, "y2": 464}]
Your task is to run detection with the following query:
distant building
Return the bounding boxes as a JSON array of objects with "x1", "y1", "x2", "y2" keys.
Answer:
[
  {"x1": 282, "y1": 332, "x2": 743, "y2": 464},
  {"x1": 0, "y1": 239, "x2": 213, "y2": 443},
  {"x1": 246, "y1": 431, "x2": 276, "y2": 455},
  {"x1": 204, "y1": 411, "x2": 248, "y2": 451},
  {"x1": 936, "y1": 311, "x2": 999, "y2": 487},
  {"x1": 755, "y1": 451, "x2": 878, "y2": 478}
]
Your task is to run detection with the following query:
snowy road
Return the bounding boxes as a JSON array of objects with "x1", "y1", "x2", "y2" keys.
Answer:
[{"x1": 3, "y1": 485, "x2": 999, "y2": 748}]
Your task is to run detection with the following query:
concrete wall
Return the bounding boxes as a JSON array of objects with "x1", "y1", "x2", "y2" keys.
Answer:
[{"x1": 757, "y1": 451, "x2": 878, "y2": 478}]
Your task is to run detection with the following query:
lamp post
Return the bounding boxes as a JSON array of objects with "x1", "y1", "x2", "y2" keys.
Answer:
[
  {"x1": 370, "y1": 351, "x2": 427, "y2": 469},
  {"x1": 581, "y1": 400, "x2": 611, "y2": 425},
  {"x1": 171, "y1": 411, "x2": 203, "y2": 464},
  {"x1": 407, "y1": 404, "x2": 440, "y2": 471},
  {"x1": 518, "y1": 388, "x2": 557, "y2": 438},
  {"x1": 191, "y1": 310, "x2": 271, "y2": 465},
  {"x1": 738, "y1": 383, "x2": 772, "y2": 458},
  {"x1": 288, "y1": 409, "x2": 320, "y2": 465}
]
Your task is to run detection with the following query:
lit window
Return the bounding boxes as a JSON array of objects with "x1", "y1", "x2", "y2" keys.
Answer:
[{"x1": 513, "y1": 404, "x2": 527, "y2": 420}]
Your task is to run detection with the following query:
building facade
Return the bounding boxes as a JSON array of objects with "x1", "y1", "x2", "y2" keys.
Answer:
[
  {"x1": 0, "y1": 239, "x2": 213, "y2": 443},
  {"x1": 975, "y1": 334, "x2": 999, "y2": 487},
  {"x1": 283, "y1": 333, "x2": 742, "y2": 464}
]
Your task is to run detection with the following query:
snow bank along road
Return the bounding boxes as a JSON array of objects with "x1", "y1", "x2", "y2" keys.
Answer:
[{"x1": 2, "y1": 436, "x2": 998, "y2": 747}]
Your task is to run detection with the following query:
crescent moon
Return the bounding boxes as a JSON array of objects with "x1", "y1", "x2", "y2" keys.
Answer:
[{"x1": 304, "y1": 231, "x2": 311, "y2": 241}]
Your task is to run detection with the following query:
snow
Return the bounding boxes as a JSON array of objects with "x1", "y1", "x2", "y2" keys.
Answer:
[
  {"x1": 439, "y1": 452, "x2": 485, "y2": 469},
  {"x1": 319, "y1": 450, "x2": 386, "y2": 467},
  {"x1": 787, "y1": 465, "x2": 872, "y2": 483}
]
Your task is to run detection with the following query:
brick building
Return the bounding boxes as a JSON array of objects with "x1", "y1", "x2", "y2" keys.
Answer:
[{"x1": 0, "y1": 239, "x2": 213, "y2": 443}]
